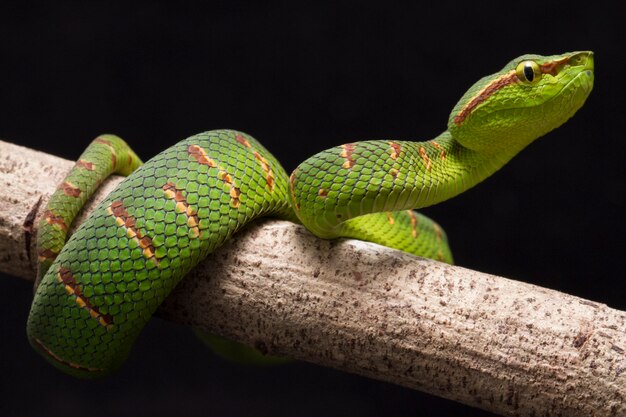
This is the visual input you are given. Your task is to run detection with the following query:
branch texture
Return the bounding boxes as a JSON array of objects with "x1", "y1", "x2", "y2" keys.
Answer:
[{"x1": 1, "y1": 139, "x2": 625, "y2": 417}]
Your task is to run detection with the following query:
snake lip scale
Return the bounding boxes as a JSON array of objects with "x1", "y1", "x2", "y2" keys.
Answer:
[{"x1": 27, "y1": 51, "x2": 594, "y2": 377}]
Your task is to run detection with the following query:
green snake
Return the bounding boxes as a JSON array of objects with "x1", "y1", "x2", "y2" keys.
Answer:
[{"x1": 27, "y1": 51, "x2": 594, "y2": 377}]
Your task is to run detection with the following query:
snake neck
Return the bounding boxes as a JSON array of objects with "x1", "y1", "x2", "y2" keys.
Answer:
[{"x1": 290, "y1": 131, "x2": 516, "y2": 238}]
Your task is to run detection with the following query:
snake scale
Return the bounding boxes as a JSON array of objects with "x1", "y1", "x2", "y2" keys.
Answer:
[{"x1": 27, "y1": 51, "x2": 594, "y2": 377}]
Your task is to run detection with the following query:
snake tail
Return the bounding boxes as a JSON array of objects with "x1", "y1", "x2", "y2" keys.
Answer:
[{"x1": 35, "y1": 135, "x2": 142, "y2": 288}]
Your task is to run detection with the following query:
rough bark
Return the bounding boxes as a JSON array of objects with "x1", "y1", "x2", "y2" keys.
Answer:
[{"x1": 1, "y1": 139, "x2": 625, "y2": 417}]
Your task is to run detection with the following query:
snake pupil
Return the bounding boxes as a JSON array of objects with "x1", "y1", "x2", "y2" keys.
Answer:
[{"x1": 523, "y1": 64, "x2": 534, "y2": 82}]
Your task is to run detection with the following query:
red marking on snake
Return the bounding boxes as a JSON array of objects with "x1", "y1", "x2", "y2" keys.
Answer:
[
  {"x1": 217, "y1": 171, "x2": 240, "y2": 208},
  {"x1": 57, "y1": 266, "x2": 114, "y2": 328},
  {"x1": 389, "y1": 142, "x2": 402, "y2": 160},
  {"x1": 386, "y1": 212, "x2": 395, "y2": 225},
  {"x1": 188, "y1": 145, "x2": 216, "y2": 167},
  {"x1": 94, "y1": 137, "x2": 113, "y2": 146},
  {"x1": 94, "y1": 137, "x2": 113, "y2": 145},
  {"x1": 235, "y1": 137, "x2": 274, "y2": 190},
  {"x1": 453, "y1": 70, "x2": 518, "y2": 125},
  {"x1": 108, "y1": 200, "x2": 159, "y2": 263},
  {"x1": 407, "y1": 210, "x2": 418, "y2": 238},
  {"x1": 430, "y1": 141, "x2": 446, "y2": 160},
  {"x1": 389, "y1": 168, "x2": 399, "y2": 178},
  {"x1": 162, "y1": 182, "x2": 200, "y2": 238},
  {"x1": 289, "y1": 171, "x2": 300, "y2": 210},
  {"x1": 253, "y1": 151, "x2": 275, "y2": 191},
  {"x1": 94, "y1": 137, "x2": 117, "y2": 168},
  {"x1": 229, "y1": 187, "x2": 241, "y2": 207},
  {"x1": 433, "y1": 223, "x2": 443, "y2": 241},
  {"x1": 218, "y1": 171, "x2": 232, "y2": 184},
  {"x1": 540, "y1": 56, "x2": 570, "y2": 76},
  {"x1": 75, "y1": 160, "x2": 95, "y2": 171},
  {"x1": 38, "y1": 248, "x2": 58, "y2": 262},
  {"x1": 340, "y1": 143, "x2": 356, "y2": 169},
  {"x1": 31, "y1": 336, "x2": 103, "y2": 372},
  {"x1": 59, "y1": 181, "x2": 81, "y2": 197},
  {"x1": 235, "y1": 134, "x2": 251, "y2": 148},
  {"x1": 318, "y1": 188, "x2": 328, "y2": 198},
  {"x1": 44, "y1": 210, "x2": 68, "y2": 231},
  {"x1": 419, "y1": 147, "x2": 432, "y2": 171}
]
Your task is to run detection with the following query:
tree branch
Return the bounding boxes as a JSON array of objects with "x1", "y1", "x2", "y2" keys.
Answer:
[{"x1": 1, "y1": 139, "x2": 625, "y2": 416}]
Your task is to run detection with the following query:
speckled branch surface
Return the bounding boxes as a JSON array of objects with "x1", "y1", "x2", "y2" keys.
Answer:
[{"x1": 1, "y1": 139, "x2": 625, "y2": 416}]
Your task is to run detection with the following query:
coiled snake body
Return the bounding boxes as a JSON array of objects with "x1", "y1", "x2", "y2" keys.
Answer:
[{"x1": 28, "y1": 51, "x2": 594, "y2": 377}]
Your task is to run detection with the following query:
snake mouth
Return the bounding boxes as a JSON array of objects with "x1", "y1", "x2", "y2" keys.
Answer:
[
  {"x1": 556, "y1": 51, "x2": 594, "y2": 95},
  {"x1": 552, "y1": 61, "x2": 594, "y2": 104}
]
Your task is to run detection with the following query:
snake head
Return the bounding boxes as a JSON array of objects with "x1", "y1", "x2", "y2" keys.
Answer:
[{"x1": 448, "y1": 51, "x2": 594, "y2": 155}]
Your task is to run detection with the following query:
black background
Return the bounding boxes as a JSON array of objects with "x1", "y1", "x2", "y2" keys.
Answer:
[{"x1": 1, "y1": 2, "x2": 624, "y2": 417}]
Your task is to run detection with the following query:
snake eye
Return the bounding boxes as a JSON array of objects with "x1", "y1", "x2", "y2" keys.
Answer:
[{"x1": 515, "y1": 60, "x2": 541, "y2": 84}]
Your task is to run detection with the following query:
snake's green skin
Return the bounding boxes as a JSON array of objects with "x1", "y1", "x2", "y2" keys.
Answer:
[
  {"x1": 28, "y1": 51, "x2": 594, "y2": 377},
  {"x1": 34, "y1": 136, "x2": 143, "y2": 288}
]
